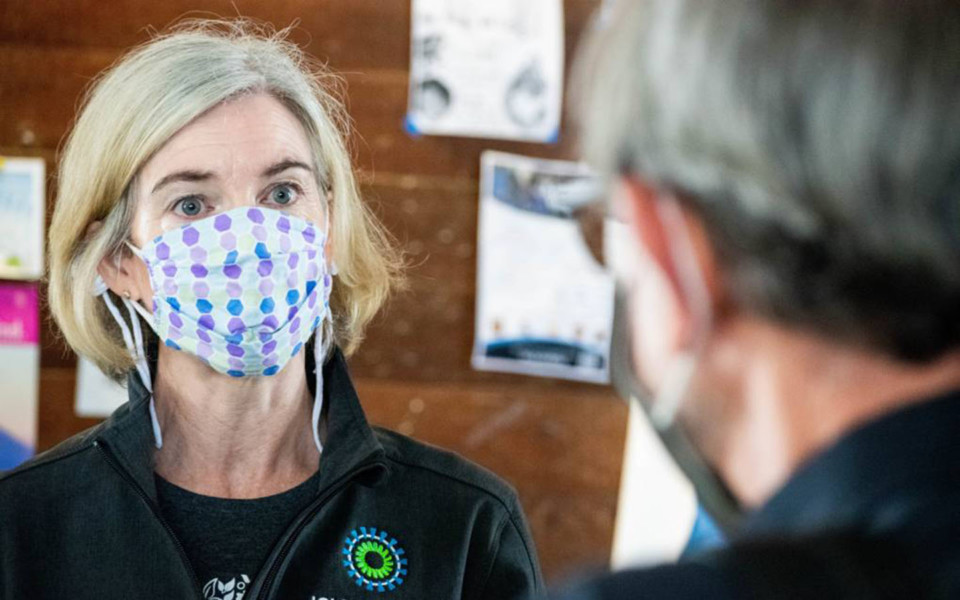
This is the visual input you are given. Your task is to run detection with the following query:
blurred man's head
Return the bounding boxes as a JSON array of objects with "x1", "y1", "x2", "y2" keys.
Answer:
[{"x1": 576, "y1": 0, "x2": 960, "y2": 522}]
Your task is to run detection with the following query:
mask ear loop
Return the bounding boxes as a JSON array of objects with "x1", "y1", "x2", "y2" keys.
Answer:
[
  {"x1": 95, "y1": 274, "x2": 163, "y2": 449},
  {"x1": 310, "y1": 203, "x2": 333, "y2": 455},
  {"x1": 647, "y1": 196, "x2": 714, "y2": 430},
  {"x1": 312, "y1": 329, "x2": 325, "y2": 454}
]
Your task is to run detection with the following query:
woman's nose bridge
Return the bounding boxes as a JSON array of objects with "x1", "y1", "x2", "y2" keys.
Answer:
[{"x1": 217, "y1": 180, "x2": 263, "y2": 210}]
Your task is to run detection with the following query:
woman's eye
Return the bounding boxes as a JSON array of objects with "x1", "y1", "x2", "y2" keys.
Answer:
[
  {"x1": 268, "y1": 184, "x2": 298, "y2": 206},
  {"x1": 175, "y1": 197, "x2": 205, "y2": 217}
]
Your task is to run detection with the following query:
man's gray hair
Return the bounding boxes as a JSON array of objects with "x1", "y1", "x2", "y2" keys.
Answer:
[{"x1": 576, "y1": 0, "x2": 960, "y2": 361}]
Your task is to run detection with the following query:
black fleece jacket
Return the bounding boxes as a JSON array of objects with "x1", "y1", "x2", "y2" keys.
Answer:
[{"x1": 0, "y1": 350, "x2": 543, "y2": 600}]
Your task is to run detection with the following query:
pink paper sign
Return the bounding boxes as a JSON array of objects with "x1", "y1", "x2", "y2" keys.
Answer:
[{"x1": 0, "y1": 282, "x2": 39, "y2": 346}]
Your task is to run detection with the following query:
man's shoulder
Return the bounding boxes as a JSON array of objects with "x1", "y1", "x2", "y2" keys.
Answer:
[
  {"x1": 556, "y1": 561, "x2": 739, "y2": 600},
  {"x1": 557, "y1": 531, "x2": 927, "y2": 600}
]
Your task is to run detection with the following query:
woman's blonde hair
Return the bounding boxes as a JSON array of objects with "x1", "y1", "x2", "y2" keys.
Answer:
[{"x1": 48, "y1": 19, "x2": 403, "y2": 379}]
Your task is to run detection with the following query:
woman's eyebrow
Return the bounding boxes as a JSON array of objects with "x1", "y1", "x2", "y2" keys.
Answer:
[
  {"x1": 262, "y1": 159, "x2": 313, "y2": 178},
  {"x1": 151, "y1": 170, "x2": 214, "y2": 194}
]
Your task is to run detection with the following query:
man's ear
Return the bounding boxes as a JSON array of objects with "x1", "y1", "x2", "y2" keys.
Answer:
[{"x1": 617, "y1": 177, "x2": 725, "y2": 334}]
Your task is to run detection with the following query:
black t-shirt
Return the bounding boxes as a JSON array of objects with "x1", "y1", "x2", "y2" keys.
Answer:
[{"x1": 155, "y1": 471, "x2": 320, "y2": 599}]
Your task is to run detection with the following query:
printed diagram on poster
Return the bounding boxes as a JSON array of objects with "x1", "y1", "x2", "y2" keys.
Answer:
[
  {"x1": 0, "y1": 282, "x2": 40, "y2": 469},
  {"x1": 0, "y1": 157, "x2": 45, "y2": 281},
  {"x1": 406, "y1": 0, "x2": 564, "y2": 143},
  {"x1": 472, "y1": 151, "x2": 614, "y2": 384}
]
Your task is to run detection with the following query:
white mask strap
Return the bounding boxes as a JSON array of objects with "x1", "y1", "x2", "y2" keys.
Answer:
[
  {"x1": 648, "y1": 196, "x2": 714, "y2": 430},
  {"x1": 124, "y1": 239, "x2": 146, "y2": 260},
  {"x1": 312, "y1": 327, "x2": 325, "y2": 455},
  {"x1": 95, "y1": 275, "x2": 163, "y2": 449},
  {"x1": 125, "y1": 296, "x2": 159, "y2": 336}
]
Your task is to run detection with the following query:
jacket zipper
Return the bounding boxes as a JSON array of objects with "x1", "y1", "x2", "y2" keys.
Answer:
[
  {"x1": 252, "y1": 459, "x2": 387, "y2": 600},
  {"x1": 93, "y1": 439, "x2": 205, "y2": 599}
]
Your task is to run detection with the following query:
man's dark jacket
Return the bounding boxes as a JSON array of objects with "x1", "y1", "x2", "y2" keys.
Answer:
[
  {"x1": 560, "y1": 391, "x2": 960, "y2": 599},
  {"x1": 0, "y1": 351, "x2": 543, "y2": 599}
]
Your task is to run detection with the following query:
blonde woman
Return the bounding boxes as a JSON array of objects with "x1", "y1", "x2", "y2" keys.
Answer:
[{"x1": 0, "y1": 22, "x2": 541, "y2": 600}]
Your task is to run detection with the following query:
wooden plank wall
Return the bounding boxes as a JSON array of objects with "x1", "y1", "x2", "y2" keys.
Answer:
[{"x1": 0, "y1": 0, "x2": 627, "y2": 584}]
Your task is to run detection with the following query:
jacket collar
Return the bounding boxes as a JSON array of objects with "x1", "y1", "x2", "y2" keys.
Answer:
[
  {"x1": 742, "y1": 389, "x2": 960, "y2": 538},
  {"x1": 94, "y1": 347, "x2": 385, "y2": 500}
]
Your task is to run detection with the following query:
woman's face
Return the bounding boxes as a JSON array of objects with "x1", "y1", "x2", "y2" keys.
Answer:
[
  {"x1": 132, "y1": 92, "x2": 325, "y2": 245},
  {"x1": 121, "y1": 92, "x2": 327, "y2": 304}
]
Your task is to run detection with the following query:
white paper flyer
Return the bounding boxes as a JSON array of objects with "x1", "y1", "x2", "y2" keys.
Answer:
[
  {"x1": 406, "y1": 0, "x2": 564, "y2": 143},
  {"x1": 472, "y1": 151, "x2": 614, "y2": 383},
  {"x1": 0, "y1": 282, "x2": 39, "y2": 469},
  {"x1": 0, "y1": 157, "x2": 45, "y2": 281}
]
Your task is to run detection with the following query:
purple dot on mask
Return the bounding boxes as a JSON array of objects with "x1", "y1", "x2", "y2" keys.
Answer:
[
  {"x1": 224, "y1": 264, "x2": 241, "y2": 279},
  {"x1": 324, "y1": 273, "x2": 332, "y2": 287},
  {"x1": 227, "y1": 344, "x2": 244, "y2": 357},
  {"x1": 277, "y1": 216, "x2": 291, "y2": 233},
  {"x1": 155, "y1": 242, "x2": 170, "y2": 260},
  {"x1": 258, "y1": 331, "x2": 271, "y2": 343},
  {"x1": 229, "y1": 357, "x2": 245, "y2": 370},
  {"x1": 220, "y1": 232, "x2": 237, "y2": 251},
  {"x1": 287, "y1": 254, "x2": 299, "y2": 269},
  {"x1": 196, "y1": 328, "x2": 212, "y2": 343},
  {"x1": 263, "y1": 315, "x2": 279, "y2": 329},
  {"x1": 302, "y1": 227, "x2": 316, "y2": 244},
  {"x1": 258, "y1": 260, "x2": 273, "y2": 276},
  {"x1": 182, "y1": 227, "x2": 199, "y2": 246},
  {"x1": 162, "y1": 263, "x2": 177, "y2": 277},
  {"x1": 262, "y1": 340, "x2": 278, "y2": 354},
  {"x1": 306, "y1": 249, "x2": 317, "y2": 261},
  {"x1": 214, "y1": 213, "x2": 232, "y2": 231},
  {"x1": 191, "y1": 264, "x2": 208, "y2": 278},
  {"x1": 198, "y1": 314, "x2": 215, "y2": 330},
  {"x1": 228, "y1": 317, "x2": 245, "y2": 334},
  {"x1": 308, "y1": 293, "x2": 317, "y2": 308},
  {"x1": 263, "y1": 354, "x2": 278, "y2": 368},
  {"x1": 287, "y1": 306, "x2": 298, "y2": 321},
  {"x1": 197, "y1": 342, "x2": 213, "y2": 359},
  {"x1": 190, "y1": 246, "x2": 207, "y2": 263},
  {"x1": 227, "y1": 282, "x2": 243, "y2": 298},
  {"x1": 247, "y1": 208, "x2": 264, "y2": 223},
  {"x1": 169, "y1": 312, "x2": 183, "y2": 328},
  {"x1": 193, "y1": 281, "x2": 210, "y2": 298},
  {"x1": 289, "y1": 317, "x2": 301, "y2": 334}
]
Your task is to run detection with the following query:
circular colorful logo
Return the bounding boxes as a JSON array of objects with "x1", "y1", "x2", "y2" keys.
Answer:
[{"x1": 342, "y1": 527, "x2": 407, "y2": 592}]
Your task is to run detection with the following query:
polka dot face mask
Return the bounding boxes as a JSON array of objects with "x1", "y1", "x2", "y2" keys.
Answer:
[{"x1": 126, "y1": 206, "x2": 333, "y2": 378}]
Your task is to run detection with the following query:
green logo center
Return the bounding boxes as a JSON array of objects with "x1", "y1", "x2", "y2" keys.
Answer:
[{"x1": 354, "y1": 540, "x2": 395, "y2": 580}]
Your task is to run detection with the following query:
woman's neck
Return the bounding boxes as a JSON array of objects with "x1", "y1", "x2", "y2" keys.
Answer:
[{"x1": 152, "y1": 345, "x2": 320, "y2": 498}]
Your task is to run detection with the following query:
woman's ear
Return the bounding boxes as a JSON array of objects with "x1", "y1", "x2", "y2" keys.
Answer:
[{"x1": 88, "y1": 220, "x2": 143, "y2": 301}]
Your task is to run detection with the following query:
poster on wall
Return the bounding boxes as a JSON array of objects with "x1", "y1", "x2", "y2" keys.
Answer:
[
  {"x1": 406, "y1": 0, "x2": 564, "y2": 143},
  {"x1": 472, "y1": 151, "x2": 614, "y2": 384},
  {"x1": 0, "y1": 157, "x2": 45, "y2": 281},
  {"x1": 75, "y1": 356, "x2": 129, "y2": 418},
  {"x1": 0, "y1": 282, "x2": 40, "y2": 470}
]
